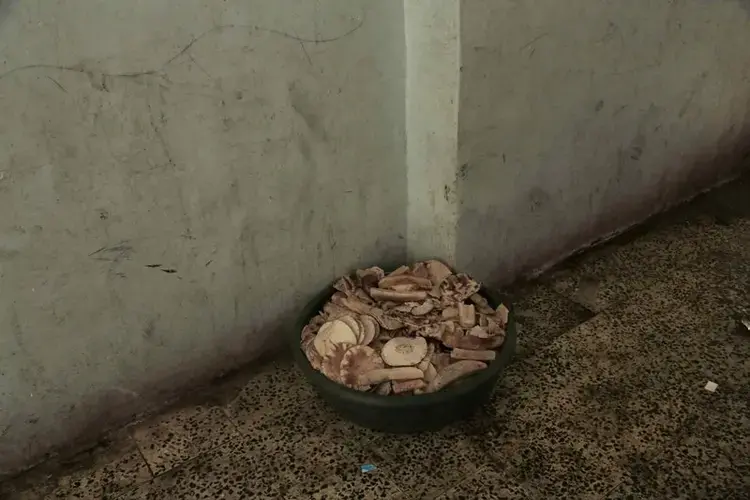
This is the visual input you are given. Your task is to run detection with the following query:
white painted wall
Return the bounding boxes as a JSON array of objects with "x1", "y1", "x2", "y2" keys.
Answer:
[
  {"x1": 0, "y1": 0, "x2": 406, "y2": 475},
  {"x1": 456, "y1": 0, "x2": 750, "y2": 283},
  {"x1": 404, "y1": 0, "x2": 460, "y2": 263}
]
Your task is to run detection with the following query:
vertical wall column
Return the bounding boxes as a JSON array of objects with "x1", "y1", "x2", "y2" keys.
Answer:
[{"x1": 404, "y1": 0, "x2": 461, "y2": 263}]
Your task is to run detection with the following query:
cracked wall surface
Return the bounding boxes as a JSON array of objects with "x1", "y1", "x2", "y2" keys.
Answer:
[{"x1": 0, "y1": 0, "x2": 406, "y2": 475}]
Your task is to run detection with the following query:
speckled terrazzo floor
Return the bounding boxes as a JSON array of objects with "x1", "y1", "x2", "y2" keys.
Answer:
[{"x1": 3, "y1": 178, "x2": 750, "y2": 500}]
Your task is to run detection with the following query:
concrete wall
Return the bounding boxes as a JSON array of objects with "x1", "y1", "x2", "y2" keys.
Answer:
[
  {"x1": 456, "y1": 0, "x2": 750, "y2": 283},
  {"x1": 404, "y1": 0, "x2": 460, "y2": 262},
  {"x1": 0, "y1": 0, "x2": 406, "y2": 475}
]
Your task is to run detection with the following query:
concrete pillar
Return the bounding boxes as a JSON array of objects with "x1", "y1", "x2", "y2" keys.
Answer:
[{"x1": 404, "y1": 0, "x2": 461, "y2": 263}]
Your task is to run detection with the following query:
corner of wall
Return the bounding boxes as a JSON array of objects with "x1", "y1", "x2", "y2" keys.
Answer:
[{"x1": 404, "y1": 0, "x2": 461, "y2": 265}]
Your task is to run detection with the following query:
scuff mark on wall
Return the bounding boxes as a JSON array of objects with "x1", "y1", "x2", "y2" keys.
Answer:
[
  {"x1": 0, "y1": 0, "x2": 16, "y2": 23},
  {"x1": 88, "y1": 242, "x2": 133, "y2": 262},
  {"x1": 289, "y1": 83, "x2": 328, "y2": 141},
  {"x1": 729, "y1": 0, "x2": 750, "y2": 16}
]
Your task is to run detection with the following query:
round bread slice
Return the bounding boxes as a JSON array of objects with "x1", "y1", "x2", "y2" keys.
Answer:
[
  {"x1": 381, "y1": 336, "x2": 428, "y2": 367},
  {"x1": 340, "y1": 345, "x2": 384, "y2": 390},
  {"x1": 321, "y1": 343, "x2": 354, "y2": 383},
  {"x1": 314, "y1": 320, "x2": 357, "y2": 357},
  {"x1": 338, "y1": 315, "x2": 363, "y2": 343},
  {"x1": 358, "y1": 315, "x2": 379, "y2": 345}
]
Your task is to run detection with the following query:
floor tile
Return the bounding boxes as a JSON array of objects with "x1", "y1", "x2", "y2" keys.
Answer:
[
  {"x1": 227, "y1": 364, "x2": 390, "y2": 456},
  {"x1": 309, "y1": 472, "x2": 406, "y2": 500},
  {"x1": 502, "y1": 423, "x2": 626, "y2": 499},
  {"x1": 486, "y1": 308, "x2": 701, "y2": 466},
  {"x1": 506, "y1": 282, "x2": 595, "y2": 358},
  {"x1": 291, "y1": 418, "x2": 382, "y2": 476},
  {"x1": 435, "y1": 468, "x2": 538, "y2": 499},
  {"x1": 282, "y1": 415, "x2": 410, "y2": 499},
  {"x1": 2, "y1": 431, "x2": 150, "y2": 500},
  {"x1": 235, "y1": 394, "x2": 361, "y2": 457},
  {"x1": 116, "y1": 436, "x2": 318, "y2": 500},
  {"x1": 606, "y1": 437, "x2": 749, "y2": 500},
  {"x1": 225, "y1": 359, "x2": 314, "y2": 432},
  {"x1": 544, "y1": 219, "x2": 737, "y2": 312},
  {"x1": 312, "y1": 409, "x2": 389, "y2": 446},
  {"x1": 131, "y1": 405, "x2": 238, "y2": 475},
  {"x1": 679, "y1": 389, "x2": 750, "y2": 466},
  {"x1": 546, "y1": 268, "x2": 634, "y2": 313},
  {"x1": 687, "y1": 223, "x2": 750, "y2": 313},
  {"x1": 486, "y1": 289, "x2": 748, "y2": 474},
  {"x1": 641, "y1": 303, "x2": 750, "y2": 394},
  {"x1": 366, "y1": 428, "x2": 494, "y2": 500}
]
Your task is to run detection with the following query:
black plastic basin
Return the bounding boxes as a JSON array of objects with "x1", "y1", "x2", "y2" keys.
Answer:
[{"x1": 290, "y1": 282, "x2": 517, "y2": 433}]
